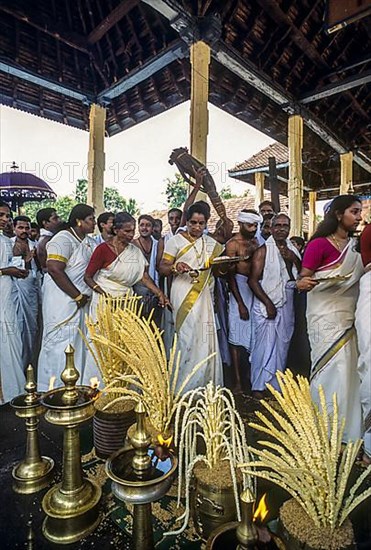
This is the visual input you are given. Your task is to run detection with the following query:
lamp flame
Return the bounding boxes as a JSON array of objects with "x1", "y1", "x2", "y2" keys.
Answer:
[
  {"x1": 253, "y1": 493, "x2": 268, "y2": 524},
  {"x1": 90, "y1": 377, "x2": 100, "y2": 389},
  {"x1": 48, "y1": 376, "x2": 56, "y2": 391},
  {"x1": 157, "y1": 434, "x2": 173, "y2": 448}
]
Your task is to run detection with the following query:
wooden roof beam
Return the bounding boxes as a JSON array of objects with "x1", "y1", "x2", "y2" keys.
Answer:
[
  {"x1": 98, "y1": 40, "x2": 187, "y2": 101},
  {"x1": 0, "y1": 59, "x2": 94, "y2": 103},
  {"x1": 87, "y1": 0, "x2": 140, "y2": 44},
  {"x1": 0, "y1": 4, "x2": 89, "y2": 54},
  {"x1": 300, "y1": 69, "x2": 371, "y2": 104}
]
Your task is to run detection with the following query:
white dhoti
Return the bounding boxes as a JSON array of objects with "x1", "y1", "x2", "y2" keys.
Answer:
[
  {"x1": 0, "y1": 234, "x2": 25, "y2": 402},
  {"x1": 250, "y1": 282, "x2": 295, "y2": 391},
  {"x1": 228, "y1": 274, "x2": 254, "y2": 352},
  {"x1": 13, "y1": 272, "x2": 39, "y2": 369},
  {"x1": 355, "y1": 269, "x2": 371, "y2": 455}
]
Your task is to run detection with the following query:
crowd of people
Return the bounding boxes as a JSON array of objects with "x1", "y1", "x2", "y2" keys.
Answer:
[{"x1": 0, "y1": 189, "x2": 370, "y2": 463}]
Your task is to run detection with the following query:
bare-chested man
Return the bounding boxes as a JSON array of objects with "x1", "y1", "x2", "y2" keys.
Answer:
[{"x1": 226, "y1": 209, "x2": 262, "y2": 393}]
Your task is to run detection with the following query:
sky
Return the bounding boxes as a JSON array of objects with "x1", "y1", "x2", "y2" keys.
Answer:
[{"x1": 0, "y1": 101, "x2": 274, "y2": 213}]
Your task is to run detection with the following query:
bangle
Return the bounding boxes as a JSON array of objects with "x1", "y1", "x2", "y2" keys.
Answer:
[
  {"x1": 0, "y1": 269, "x2": 3, "y2": 276},
  {"x1": 171, "y1": 264, "x2": 177, "y2": 274},
  {"x1": 93, "y1": 284, "x2": 100, "y2": 291},
  {"x1": 74, "y1": 293, "x2": 84, "y2": 302}
]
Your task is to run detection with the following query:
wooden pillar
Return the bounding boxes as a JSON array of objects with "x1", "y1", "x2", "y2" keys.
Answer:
[
  {"x1": 288, "y1": 115, "x2": 303, "y2": 236},
  {"x1": 190, "y1": 41, "x2": 210, "y2": 200},
  {"x1": 340, "y1": 152, "x2": 353, "y2": 194},
  {"x1": 87, "y1": 104, "x2": 106, "y2": 216},
  {"x1": 309, "y1": 191, "x2": 317, "y2": 237},
  {"x1": 268, "y1": 156, "x2": 280, "y2": 213},
  {"x1": 254, "y1": 172, "x2": 265, "y2": 211}
]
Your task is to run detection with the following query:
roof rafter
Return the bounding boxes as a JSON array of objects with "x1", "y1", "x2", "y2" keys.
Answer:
[
  {"x1": 87, "y1": 0, "x2": 140, "y2": 44},
  {"x1": 143, "y1": 0, "x2": 371, "y2": 174},
  {"x1": 0, "y1": 4, "x2": 89, "y2": 53},
  {"x1": 300, "y1": 69, "x2": 371, "y2": 104}
]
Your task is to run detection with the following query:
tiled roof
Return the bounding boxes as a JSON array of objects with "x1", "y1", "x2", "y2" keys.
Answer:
[
  {"x1": 229, "y1": 142, "x2": 288, "y2": 174},
  {"x1": 148, "y1": 193, "x2": 308, "y2": 234}
]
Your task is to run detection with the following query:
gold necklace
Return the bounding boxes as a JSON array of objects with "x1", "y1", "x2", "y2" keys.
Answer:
[
  {"x1": 70, "y1": 227, "x2": 83, "y2": 243},
  {"x1": 192, "y1": 235, "x2": 206, "y2": 266},
  {"x1": 331, "y1": 233, "x2": 348, "y2": 252}
]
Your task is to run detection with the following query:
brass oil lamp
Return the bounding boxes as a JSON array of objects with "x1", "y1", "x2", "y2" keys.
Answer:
[
  {"x1": 106, "y1": 401, "x2": 178, "y2": 550},
  {"x1": 11, "y1": 365, "x2": 54, "y2": 493},
  {"x1": 40, "y1": 345, "x2": 101, "y2": 544}
]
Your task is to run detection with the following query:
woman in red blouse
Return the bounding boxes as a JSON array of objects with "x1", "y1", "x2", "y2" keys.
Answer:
[
  {"x1": 297, "y1": 195, "x2": 364, "y2": 445},
  {"x1": 84, "y1": 212, "x2": 169, "y2": 319}
]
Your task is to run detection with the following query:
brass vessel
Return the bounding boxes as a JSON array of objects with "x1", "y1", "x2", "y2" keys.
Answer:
[
  {"x1": 11, "y1": 365, "x2": 54, "y2": 494},
  {"x1": 192, "y1": 470, "x2": 241, "y2": 539},
  {"x1": 236, "y1": 488, "x2": 258, "y2": 549},
  {"x1": 106, "y1": 401, "x2": 178, "y2": 550},
  {"x1": 41, "y1": 345, "x2": 101, "y2": 544}
]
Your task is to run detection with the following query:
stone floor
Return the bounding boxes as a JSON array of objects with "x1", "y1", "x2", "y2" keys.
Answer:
[{"x1": 1, "y1": 395, "x2": 370, "y2": 549}]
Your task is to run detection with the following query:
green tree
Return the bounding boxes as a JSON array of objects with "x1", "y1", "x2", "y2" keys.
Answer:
[
  {"x1": 219, "y1": 186, "x2": 236, "y2": 200},
  {"x1": 74, "y1": 180, "x2": 139, "y2": 214},
  {"x1": 23, "y1": 180, "x2": 139, "y2": 222},
  {"x1": 23, "y1": 196, "x2": 77, "y2": 222},
  {"x1": 164, "y1": 173, "x2": 188, "y2": 207},
  {"x1": 74, "y1": 179, "x2": 88, "y2": 203}
]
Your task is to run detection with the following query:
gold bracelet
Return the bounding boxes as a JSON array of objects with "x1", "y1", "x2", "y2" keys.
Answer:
[
  {"x1": 74, "y1": 293, "x2": 84, "y2": 302},
  {"x1": 0, "y1": 269, "x2": 3, "y2": 276},
  {"x1": 171, "y1": 264, "x2": 177, "y2": 274},
  {"x1": 93, "y1": 284, "x2": 100, "y2": 291}
]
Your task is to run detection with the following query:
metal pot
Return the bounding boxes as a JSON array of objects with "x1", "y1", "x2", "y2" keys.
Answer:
[{"x1": 191, "y1": 468, "x2": 241, "y2": 540}]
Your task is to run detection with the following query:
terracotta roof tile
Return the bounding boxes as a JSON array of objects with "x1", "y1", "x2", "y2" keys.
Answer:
[
  {"x1": 229, "y1": 142, "x2": 288, "y2": 173},
  {"x1": 148, "y1": 193, "x2": 308, "y2": 235}
]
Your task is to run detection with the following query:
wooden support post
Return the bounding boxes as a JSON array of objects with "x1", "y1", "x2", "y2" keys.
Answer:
[
  {"x1": 190, "y1": 41, "x2": 210, "y2": 200},
  {"x1": 288, "y1": 115, "x2": 303, "y2": 236},
  {"x1": 268, "y1": 156, "x2": 280, "y2": 213},
  {"x1": 87, "y1": 104, "x2": 106, "y2": 217},
  {"x1": 254, "y1": 172, "x2": 265, "y2": 211},
  {"x1": 309, "y1": 191, "x2": 317, "y2": 237},
  {"x1": 340, "y1": 152, "x2": 353, "y2": 194}
]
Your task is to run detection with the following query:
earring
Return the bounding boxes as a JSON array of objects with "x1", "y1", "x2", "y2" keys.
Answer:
[{"x1": 77, "y1": 221, "x2": 82, "y2": 227}]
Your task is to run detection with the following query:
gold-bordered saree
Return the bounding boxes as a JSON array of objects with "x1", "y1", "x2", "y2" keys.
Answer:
[
  {"x1": 163, "y1": 233, "x2": 224, "y2": 392},
  {"x1": 307, "y1": 238, "x2": 364, "y2": 441}
]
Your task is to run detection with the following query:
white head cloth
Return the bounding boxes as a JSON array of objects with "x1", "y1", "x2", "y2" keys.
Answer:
[{"x1": 237, "y1": 212, "x2": 263, "y2": 224}]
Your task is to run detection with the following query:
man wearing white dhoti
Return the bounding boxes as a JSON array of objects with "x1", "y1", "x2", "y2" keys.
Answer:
[
  {"x1": 298, "y1": 195, "x2": 364, "y2": 443},
  {"x1": 225, "y1": 209, "x2": 261, "y2": 393},
  {"x1": 37, "y1": 204, "x2": 96, "y2": 391},
  {"x1": 159, "y1": 203, "x2": 224, "y2": 392},
  {"x1": 11, "y1": 216, "x2": 41, "y2": 370},
  {"x1": 156, "y1": 209, "x2": 183, "y2": 357},
  {"x1": 132, "y1": 215, "x2": 162, "y2": 323},
  {"x1": 0, "y1": 202, "x2": 27, "y2": 403},
  {"x1": 249, "y1": 214, "x2": 301, "y2": 397}
]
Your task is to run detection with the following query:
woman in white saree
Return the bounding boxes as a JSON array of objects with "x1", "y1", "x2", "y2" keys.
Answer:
[
  {"x1": 159, "y1": 203, "x2": 224, "y2": 392},
  {"x1": 37, "y1": 204, "x2": 96, "y2": 391},
  {"x1": 298, "y1": 195, "x2": 364, "y2": 442},
  {"x1": 83, "y1": 212, "x2": 169, "y2": 382}
]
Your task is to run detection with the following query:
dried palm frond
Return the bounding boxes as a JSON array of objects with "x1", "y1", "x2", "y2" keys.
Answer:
[
  {"x1": 82, "y1": 295, "x2": 140, "y2": 400},
  {"x1": 164, "y1": 382, "x2": 254, "y2": 536},
  {"x1": 88, "y1": 295, "x2": 210, "y2": 436},
  {"x1": 239, "y1": 370, "x2": 371, "y2": 532}
]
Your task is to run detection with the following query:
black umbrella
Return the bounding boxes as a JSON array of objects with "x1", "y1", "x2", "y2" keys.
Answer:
[{"x1": 0, "y1": 162, "x2": 57, "y2": 212}]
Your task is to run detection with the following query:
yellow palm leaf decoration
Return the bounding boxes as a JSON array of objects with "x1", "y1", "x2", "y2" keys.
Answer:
[{"x1": 239, "y1": 370, "x2": 371, "y2": 532}]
